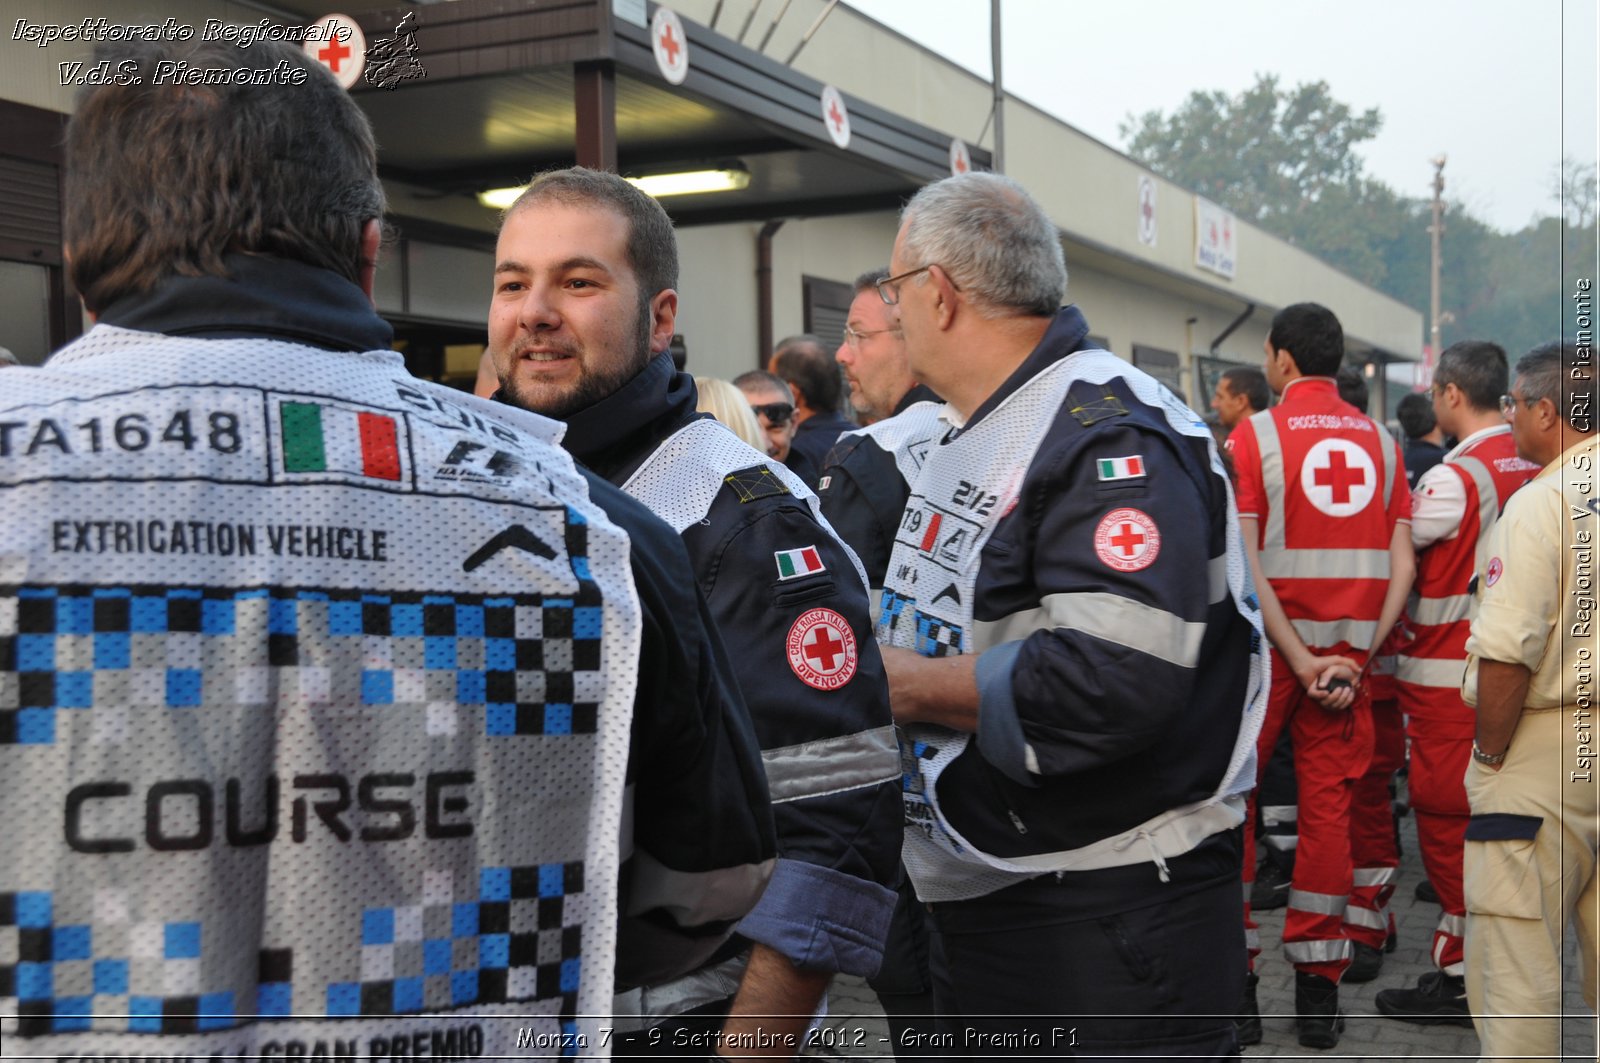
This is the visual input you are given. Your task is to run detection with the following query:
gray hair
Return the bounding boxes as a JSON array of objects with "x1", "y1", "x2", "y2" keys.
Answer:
[
  {"x1": 1516, "y1": 342, "x2": 1595, "y2": 429},
  {"x1": 898, "y1": 172, "x2": 1066, "y2": 317},
  {"x1": 0, "y1": 346, "x2": 18, "y2": 367}
]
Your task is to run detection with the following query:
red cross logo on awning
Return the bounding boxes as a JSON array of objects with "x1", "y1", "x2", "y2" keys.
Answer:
[
  {"x1": 787, "y1": 607, "x2": 858, "y2": 690},
  {"x1": 318, "y1": 34, "x2": 351, "y2": 73},
  {"x1": 658, "y1": 23, "x2": 680, "y2": 65}
]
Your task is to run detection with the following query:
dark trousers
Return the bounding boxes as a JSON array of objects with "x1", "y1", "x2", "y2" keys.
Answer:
[
  {"x1": 869, "y1": 873, "x2": 940, "y2": 1063},
  {"x1": 926, "y1": 872, "x2": 1243, "y2": 1059}
]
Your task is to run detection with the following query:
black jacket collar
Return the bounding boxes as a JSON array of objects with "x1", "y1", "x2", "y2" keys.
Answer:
[
  {"x1": 961, "y1": 305, "x2": 1093, "y2": 432},
  {"x1": 536, "y1": 351, "x2": 702, "y2": 484},
  {"x1": 895, "y1": 383, "x2": 942, "y2": 415},
  {"x1": 97, "y1": 253, "x2": 393, "y2": 352}
]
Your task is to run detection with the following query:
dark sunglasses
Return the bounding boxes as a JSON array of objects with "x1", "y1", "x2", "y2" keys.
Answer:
[{"x1": 751, "y1": 402, "x2": 794, "y2": 425}]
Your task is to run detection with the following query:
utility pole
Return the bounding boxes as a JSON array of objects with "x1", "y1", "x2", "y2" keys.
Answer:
[
  {"x1": 990, "y1": 0, "x2": 1004, "y2": 173},
  {"x1": 1428, "y1": 155, "x2": 1446, "y2": 363}
]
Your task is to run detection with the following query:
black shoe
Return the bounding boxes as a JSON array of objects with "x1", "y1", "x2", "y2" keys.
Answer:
[
  {"x1": 1375, "y1": 971, "x2": 1473, "y2": 1027},
  {"x1": 1235, "y1": 971, "x2": 1263, "y2": 1046},
  {"x1": 1295, "y1": 971, "x2": 1345, "y2": 1049},
  {"x1": 1344, "y1": 941, "x2": 1384, "y2": 983},
  {"x1": 1251, "y1": 859, "x2": 1292, "y2": 910},
  {"x1": 1415, "y1": 878, "x2": 1440, "y2": 904}
]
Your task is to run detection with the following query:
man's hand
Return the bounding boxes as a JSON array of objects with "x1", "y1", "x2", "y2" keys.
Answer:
[
  {"x1": 1296, "y1": 655, "x2": 1361, "y2": 711},
  {"x1": 879, "y1": 645, "x2": 979, "y2": 731},
  {"x1": 717, "y1": 944, "x2": 832, "y2": 1058}
]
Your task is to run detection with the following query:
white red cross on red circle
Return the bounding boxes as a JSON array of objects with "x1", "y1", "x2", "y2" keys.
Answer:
[
  {"x1": 803, "y1": 623, "x2": 846, "y2": 671},
  {"x1": 1312, "y1": 448, "x2": 1367, "y2": 504},
  {"x1": 1093, "y1": 507, "x2": 1161, "y2": 572},
  {"x1": 658, "y1": 22, "x2": 680, "y2": 64},
  {"x1": 1108, "y1": 521, "x2": 1146, "y2": 557},
  {"x1": 786, "y1": 607, "x2": 858, "y2": 690},
  {"x1": 318, "y1": 35, "x2": 351, "y2": 72},
  {"x1": 1300, "y1": 438, "x2": 1378, "y2": 517}
]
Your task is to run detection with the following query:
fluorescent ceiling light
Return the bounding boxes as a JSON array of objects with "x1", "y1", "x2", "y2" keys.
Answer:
[{"x1": 478, "y1": 166, "x2": 750, "y2": 209}]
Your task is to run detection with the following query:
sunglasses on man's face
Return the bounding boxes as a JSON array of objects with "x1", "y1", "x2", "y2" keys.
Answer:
[{"x1": 751, "y1": 402, "x2": 794, "y2": 425}]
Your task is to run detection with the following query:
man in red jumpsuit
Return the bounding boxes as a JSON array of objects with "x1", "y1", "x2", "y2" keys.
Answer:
[
  {"x1": 1229, "y1": 303, "x2": 1414, "y2": 1049},
  {"x1": 1377, "y1": 340, "x2": 1539, "y2": 1025}
]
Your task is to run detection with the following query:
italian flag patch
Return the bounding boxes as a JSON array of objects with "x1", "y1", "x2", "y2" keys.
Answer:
[
  {"x1": 775, "y1": 545, "x2": 826, "y2": 581},
  {"x1": 280, "y1": 401, "x2": 402, "y2": 481},
  {"x1": 1097, "y1": 455, "x2": 1145, "y2": 482}
]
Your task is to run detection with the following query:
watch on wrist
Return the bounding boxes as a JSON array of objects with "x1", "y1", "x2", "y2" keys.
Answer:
[{"x1": 1472, "y1": 741, "x2": 1507, "y2": 766}]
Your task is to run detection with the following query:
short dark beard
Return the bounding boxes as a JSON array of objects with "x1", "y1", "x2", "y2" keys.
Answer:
[{"x1": 497, "y1": 296, "x2": 655, "y2": 420}]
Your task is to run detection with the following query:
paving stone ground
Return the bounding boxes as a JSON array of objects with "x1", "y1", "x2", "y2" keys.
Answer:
[{"x1": 811, "y1": 809, "x2": 1597, "y2": 1061}]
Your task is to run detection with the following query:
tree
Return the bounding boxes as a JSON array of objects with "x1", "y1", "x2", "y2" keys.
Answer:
[{"x1": 1120, "y1": 74, "x2": 1383, "y2": 231}]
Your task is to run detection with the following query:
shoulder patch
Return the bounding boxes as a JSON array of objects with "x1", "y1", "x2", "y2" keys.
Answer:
[
  {"x1": 1066, "y1": 383, "x2": 1129, "y2": 427},
  {"x1": 1094, "y1": 507, "x2": 1161, "y2": 572},
  {"x1": 724, "y1": 464, "x2": 792, "y2": 503},
  {"x1": 1096, "y1": 454, "x2": 1146, "y2": 482},
  {"x1": 822, "y1": 433, "x2": 867, "y2": 469}
]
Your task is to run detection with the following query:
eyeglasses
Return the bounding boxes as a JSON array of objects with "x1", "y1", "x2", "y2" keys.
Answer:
[
  {"x1": 842, "y1": 324, "x2": 902, "y2": 348},
  {"x1": 1499, "y1": 393, "x2": 1531, "y2": 417},
  {"x1": 750, "y1": 402, "x2": 793, "y2": 425},
  {"x1": 876, "y1": 264, "x2": 959, "y2": 305}
]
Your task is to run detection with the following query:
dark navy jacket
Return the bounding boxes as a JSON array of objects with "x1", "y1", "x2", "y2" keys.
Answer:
[{"x1": 555, "y1": 353, "x2": 900, "y2": 977}]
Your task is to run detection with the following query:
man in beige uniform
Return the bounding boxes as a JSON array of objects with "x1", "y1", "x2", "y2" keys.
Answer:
[{"x1": 1462, "y1": 339, "x2": 1597, "y2": 1059}]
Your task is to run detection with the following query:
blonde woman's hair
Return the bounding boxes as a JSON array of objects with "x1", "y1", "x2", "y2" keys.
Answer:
[{"x1": 695, "y1": 376, "x2": 767, "y2": 452}]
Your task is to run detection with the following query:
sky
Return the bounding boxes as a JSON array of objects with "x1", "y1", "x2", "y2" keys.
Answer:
[{"x1": 849, "y1": 0, "x2": 1597, "y2": 235}]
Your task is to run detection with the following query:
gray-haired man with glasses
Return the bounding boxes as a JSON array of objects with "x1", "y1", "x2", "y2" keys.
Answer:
[{"x1": 872, "y1": 171, "x2": 1265, "y2": 1055}]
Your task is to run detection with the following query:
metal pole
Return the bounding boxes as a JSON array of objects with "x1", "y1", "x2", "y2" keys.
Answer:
[
  {"x1": 1429, "y1": 155, "x2": 1446, "y2": 361},
  {"x1": 990, "y1": 0, "x2": 1004, "y2": 173}
]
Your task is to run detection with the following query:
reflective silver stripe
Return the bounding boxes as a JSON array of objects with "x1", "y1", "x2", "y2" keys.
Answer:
[
  {"x1": 1454, "y1": 454, "x2": 1504, "y2": 576},
  {"x1": 1263, "y1": 834, "x2": 1299, "y2": 851},
  {"x1": 1396, "y1": 655, "x2": 1468, "y2": 689},
  {"x1": 1209, "y1": 556, "x2": 1229, "y2": 604},
  {"x1": 761, "y1": 725, "x2": 899, "y2": 804},
  {"x1": 1284, "y1": 938, "x2": 1353, "y2": 964},
  {"x1": 1261, "y1": 804, "x2": 1299, "y2": 825},
  {"x1": 1259, "y1": 549, "x2": 1391, "y2": 581},
  {"x1": 1288, "y1": 888, "x2": 1348, "y2": 916},
  {"x1": 1251, "y1": 410, "x2": 1287, "y2": 550},
  {"x1": 1352, "y1": 866, "x2": 1397, "y2": 888},
  {"x1": 1375, "y1": 421, "x2": 1399, "y2": 510},
  {"x1": 1245, "y1": 928, "x2": 1261, "y2": 952},
  {"x1": 1291, "y1": 617, "x2": 1376, "y2": 649},
  {"x1": 1242, "y1": 879, "x2": 1255, "y2": 901},
  {"x1": 626, "y1": 849, "x2": 777, "y2": 924},
  {"x1": 972, "y1": 592, "x2": 1206, "y2": 668},
  {"x1": 1410, "y1": 593, "x2": 1473, "y2": 627},
  {"x1": 1344, "y1": 904, "x2": 1387, "y2": 930},
  {"x1": 1436, "y1": 912, "x2": 1466, "y2": 937}
]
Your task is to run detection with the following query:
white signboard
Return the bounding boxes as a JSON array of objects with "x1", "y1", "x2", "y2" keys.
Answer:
[
  {"x1": 1137, "y1": 174, "x2": 1157, "y2": 247},
  {"x1": 1194, "y1": 196, "x2": 1237, "y2": 279}
]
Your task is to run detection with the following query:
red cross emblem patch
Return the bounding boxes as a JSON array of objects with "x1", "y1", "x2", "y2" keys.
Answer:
[
  {"x1": 1094, "y1": 507, "x2": 1161, "y2": 572},
  {"x1": 786, "y1": 607, "x2": 858, "y2": 690},
  {"x1": 1300, "y1": 438, "x2": 1377, "y2": 517},
  {"x1": 1484, "y1": 556, "x2": 1503, "y2": 587}
]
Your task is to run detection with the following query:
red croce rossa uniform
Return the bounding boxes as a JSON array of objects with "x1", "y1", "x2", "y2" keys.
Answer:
[
  {"x1": 1397, "y1": 425, "x2": 1538, "y2": 974},
  {"x1": 1229, "y1": 375, "x2": 1412, "y2": 981}
]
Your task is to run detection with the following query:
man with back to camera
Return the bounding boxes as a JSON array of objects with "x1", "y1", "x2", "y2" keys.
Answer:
[
  {"x1": 485, "y1": 167, "x2": 900, "y2": 1054},
  {"x1": 769, "y1": 335, "x2": 856, "y2": 478},
  {"x1": 1397, "y1": 390, "x2": 1449, "y2": 489},
  {"x1": 1377, "y1": 341, "x2": 1539, "y2": 1026},
  {"x1": 1458, "y1": 340, "x2": 1595, "y2": 1058},
  {"x1": 815, "y1": 269, "x2": 942, "y2": 1059},
  {"x1": 0, "y1": 37, "x2": 774, "y2": 1056},
  {"x1": 1227, "y1": 302, "x2": 1415, "y2": 1049},
  {"x1": 1212, "y1": 365, "x2": 1270, "y2": 433},
  {"x1": 874, "y1": 171, "x2": 1267, "y2": 1056}
]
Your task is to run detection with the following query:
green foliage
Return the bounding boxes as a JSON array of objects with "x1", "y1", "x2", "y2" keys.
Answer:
[{"x1": 1123, "y1": 75, "x2": 1596, "y2": 357}]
